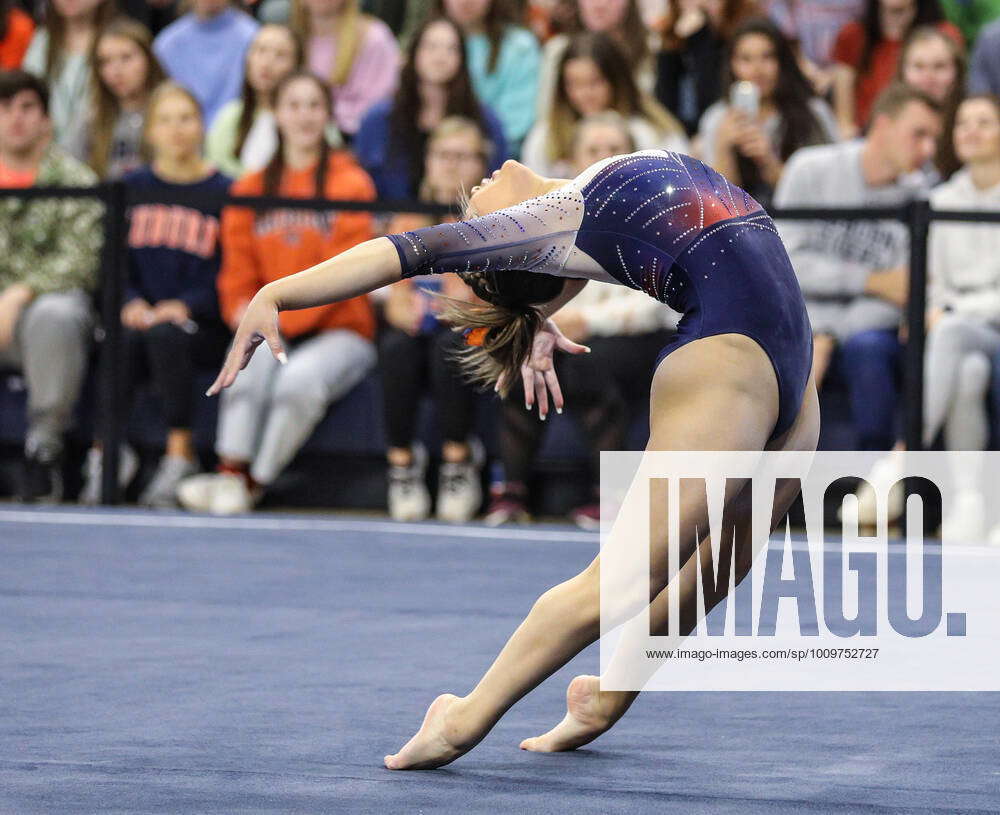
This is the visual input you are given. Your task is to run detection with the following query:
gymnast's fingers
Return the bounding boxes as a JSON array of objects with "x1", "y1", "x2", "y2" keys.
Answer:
[
  {"x1": 555, "y1": 333, "x2": 590, "y2": 355},
  {"x1": 533, "y1": 369, "x2": 549, "y2": 420},
  {"x1": 544, "y1": 367, "x2": 564, "y2": 414},
  {"x1": 521, "y1": 361, "x2": 534, "y2": 410}
]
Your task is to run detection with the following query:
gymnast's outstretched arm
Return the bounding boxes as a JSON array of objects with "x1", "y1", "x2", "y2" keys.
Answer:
[
  {"x1": 206, "y1": 235, "x2": 589, "y2": 399},
  {"x1": 206, "y1": 237, "x2": 402, "y2": 396}
]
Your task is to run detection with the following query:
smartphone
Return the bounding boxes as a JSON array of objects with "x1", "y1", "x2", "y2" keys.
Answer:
[{"x1": 730, "y1": 81, "x2": 760, "y2": 117}]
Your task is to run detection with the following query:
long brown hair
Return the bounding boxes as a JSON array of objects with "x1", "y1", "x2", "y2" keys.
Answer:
[
  {"x1": 896, "y1": 25, "x2": 966, "y2": 180},
  {"x1": 43, "y1": 0, "x2": 117, "y2": 80},
  {"x1": 569, "y1": 0, "x2": 651, "y2": 73},
  {"x1": 89, "y1": 17, "x2": 165, "y2": 177},
  {"x1": 234, "y1": 24, "x2": 303, "y2": 159},
  {"x1": 722, "y1": 18, "x2": 830, "y2": 195},
  {"x1": 438, "y1": 268, "x2": 564, "y2": 395},
  {"x1": 545, "y1": 31, "x2": 682, "y2": 165},
  {"x1": 262, "y1": 70, "x2": 332, "y2": 197},
  {"x1": 430, "y1": 0, "x2": 522, "y2": 73},
  {"x1": 389, "y1": 16, "x2": 488, "y2": 192},
  {"x1": 291, "y1": 0, "x2": 368, "y2": 88}
]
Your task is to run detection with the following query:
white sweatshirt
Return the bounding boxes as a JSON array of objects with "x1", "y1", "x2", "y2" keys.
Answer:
[
  {"x1": 928, "y1": 168, "x2": 1000, "y2": 323},
  {"x1": 571, "y1": 280, "x2": 680, "y2": 337}
]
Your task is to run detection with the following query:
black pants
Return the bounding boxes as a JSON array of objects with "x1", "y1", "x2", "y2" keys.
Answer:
[
  {"x1": 501, "y1": 330, "x2": 675, "y2": 487},
  {"x1": 121, "y1": 321, "x2": 230, "y2": 430},
  {"x1": 379, "y1": 326, "x2": 479, "y2": 449}
]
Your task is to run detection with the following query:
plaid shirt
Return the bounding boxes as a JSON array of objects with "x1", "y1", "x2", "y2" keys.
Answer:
[{"x1": 0, "y1": 146, "x2": 103, "y2": 295}]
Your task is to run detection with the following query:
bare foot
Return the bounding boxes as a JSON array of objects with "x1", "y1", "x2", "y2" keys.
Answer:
[
  {"x1": 519, "y1": 675, "x2": 621, "y2": 753},
  {"x1": 384, "y1": 693, "x2": 481, "y2": 770}
]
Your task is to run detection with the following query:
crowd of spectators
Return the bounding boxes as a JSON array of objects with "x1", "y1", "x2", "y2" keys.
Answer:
[{"x1": 1, "y1": 0, "x2": 999, "y2": 529}]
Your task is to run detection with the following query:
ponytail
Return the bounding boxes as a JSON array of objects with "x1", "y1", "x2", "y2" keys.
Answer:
[{"x1": 434, "y1": 268, "x2": 564, "y2": 397}]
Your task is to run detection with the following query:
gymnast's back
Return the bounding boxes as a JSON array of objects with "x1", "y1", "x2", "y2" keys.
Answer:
[{"x1": 385, "y1": 149, "x2": 795, "y2": 317}]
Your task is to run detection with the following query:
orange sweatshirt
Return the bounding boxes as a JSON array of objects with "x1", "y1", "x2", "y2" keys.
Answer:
[
  {"x1": 0, "y1": 8, "x2": 34, "y2": 70},
  {"x1": 219, "y1": 150, "x2": 376, "y2": 341}
]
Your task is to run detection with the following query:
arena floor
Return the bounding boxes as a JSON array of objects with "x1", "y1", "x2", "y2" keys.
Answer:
[{"x1": 2, "y1": 506, "x2": 998, "y2": 814}]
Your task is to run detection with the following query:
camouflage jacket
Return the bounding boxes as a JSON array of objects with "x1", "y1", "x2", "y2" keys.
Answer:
[{"x1": 0, "y1": 146, "x2": 104, "y2": 295}]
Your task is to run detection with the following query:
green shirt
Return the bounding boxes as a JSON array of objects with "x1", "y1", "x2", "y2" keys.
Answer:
[{"x1": 0, "y1": 146, "x2": 104, "y2": 295}]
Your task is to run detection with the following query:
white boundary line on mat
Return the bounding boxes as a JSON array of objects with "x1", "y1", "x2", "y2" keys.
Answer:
[{"x1": 0, "y1": 507, "x2": 599, "y2": 543}]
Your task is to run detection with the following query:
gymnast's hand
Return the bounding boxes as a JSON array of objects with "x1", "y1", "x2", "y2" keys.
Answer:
[
  {"x1": 507, "y1": 318, "x2": 590, "y2": 421},
  {"x1": 205, "y1": 289, "x2": 288, "y2": 397}
]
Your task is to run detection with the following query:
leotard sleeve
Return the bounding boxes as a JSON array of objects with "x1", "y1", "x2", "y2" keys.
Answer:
[{"x1": 385, "y1": 186, "x2": 587, "y2": 280}]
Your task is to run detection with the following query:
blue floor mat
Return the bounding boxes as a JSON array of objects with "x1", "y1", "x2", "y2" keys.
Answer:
[{"x1": 1, "y1": 506, "x2": 997, "y2": 814}]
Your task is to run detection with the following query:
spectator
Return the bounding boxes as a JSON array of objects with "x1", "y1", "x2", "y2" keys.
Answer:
[
  {"x1": 831, "y1": 0, "x2": 961, "y2": 138},
  {"x1": 292, "y1": 0, "x2": 400, "y2": 138},
  {"x1": 486, "y1": 114, "x2": 679, "y2": 528},
  {"x1": 379, "y1": 116, "x2": 493, "y2": 522},
  {"x1": 923, "y1": 95, "x2": 1000, "y2": 455},
  {"x1": 153, "y1": 0, "x2": 260, "y2": 128},
  {"x1": 206, "y1": 23, "x2": 303, "y2": 178},
  {"x1": 354, "y1": 15, "x2": 507, "y2": 201},
  {"x1": 656, "y1": 0, "x2": 759, "y2": 135},
  {"x1": 773, "y1": 83, "x2": 941, "y2": 450},
  {"x1": 0, "y1": 71, "x2": 103, "y2": 502},
  {"x1": 569, "y1": 110, "x2": 636, "y2": 168},
  {"x1": 87, "y1": 18, "x2": 166, "y2": 180},
  {"x1": 522, "y1": 32, "x2": 687, "y2": 177},
  {"x1": 967, "y1": 18, "x2": 1000, "y2": 96},
  {"x1": 936, "y1": 0, "x2": 1000, "y2": 44},
  {"x1": 176, "y1": 72, "x2": 377, "y2": 514},
  {"x1": 0, "y1": 0, "x2": 35, "y2": 69},
  {"x1": 896, "y1": 25, "x2": 965, "y2": 179},
  {"x1": 536, "y1": 0, "x2": 655, "y2": 120},
  {"x1": 79, "y1": 82, "x2": 233, "y2": 506},
  {"x1": 697, "y1": 18, "x2": 836, "y2": 205},
  {"x1": 433, "y1": 0, "x2": 541, "y2": 154},
  {"x1": 22, "y1": 0, "x2": 116, "y2": 159},
  {"x1": 849, "y1": 94, "x2": 1000, "y2": 535},
  {"x1": 764, "y1": 0, "x2": 863, "y2": 95}
]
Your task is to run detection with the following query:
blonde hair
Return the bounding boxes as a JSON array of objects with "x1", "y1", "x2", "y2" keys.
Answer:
[
  {"x1": 436, "y1": 269, "x2": 563, "y2": 397},
  {"x1": 418, "y1": 115, "x2": 491, "y2": 201},
  {"x1": 142, "y1": 81, "x2": 204, "y2": 156},
  {"x1": 291, "y1": 0, "x2": 368, "y2": 88}
]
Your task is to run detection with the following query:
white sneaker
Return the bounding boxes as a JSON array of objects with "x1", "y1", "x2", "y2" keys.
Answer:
[
  {"x1": 387, "y1": 443, "x2": 430, "y2": 521},
  {"x1": 840, "y1": 453, "x2": 905, "y2": 527},
  {"x1": 138, "y1": 455, "x2": 199, "y2": 508},
  {"x1": 939, "y1": 489, "x2": 987, "y2": 544},
  {"x1": 78, "y1": 444, "x2": 139, "y2": 505},
  {"x1": 436, "y1": 438, "x2": 485, "y2": 523},
  {"x1": 177, "y1": 472, "x2": 260, "y2": 515}
]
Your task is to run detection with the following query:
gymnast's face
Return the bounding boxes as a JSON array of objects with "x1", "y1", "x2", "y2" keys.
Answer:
[{"x1": 468, "y1": 159, "x2": 550, "y2": 215}]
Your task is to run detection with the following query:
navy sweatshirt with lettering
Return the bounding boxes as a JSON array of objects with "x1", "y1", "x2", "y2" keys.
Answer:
[{"x1": 123, "y1": 165, "x2": 231, "y2": 323}]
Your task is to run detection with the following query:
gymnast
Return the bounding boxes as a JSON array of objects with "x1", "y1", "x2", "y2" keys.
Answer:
[{"x1": 206, "y1": 150, "x2": 820, "y2": 769}]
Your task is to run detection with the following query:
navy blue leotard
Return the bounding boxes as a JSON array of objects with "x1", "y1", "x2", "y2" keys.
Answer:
[{"x1": 386, "y1": 150, "x2": 812, "y2": 440}]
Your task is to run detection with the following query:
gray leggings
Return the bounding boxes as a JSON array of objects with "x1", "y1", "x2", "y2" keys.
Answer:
[
  {"x1": 215, "y1": 328, "x2": 375, "y2": 485},
  {"x1": 923, "y1": 314, "x2": 1000, "y2": 449},
  {"x1": 0, "y1": 289, "x2": 93, "y2": 455}
]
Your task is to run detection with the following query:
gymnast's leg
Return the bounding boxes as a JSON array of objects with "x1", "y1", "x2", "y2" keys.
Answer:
[
  {"x1": 383, "y1": 334, "x2": 783, "y2": 770},
  {"x1": 520, "y1": 375, "x2": 819, "y2": 752}
]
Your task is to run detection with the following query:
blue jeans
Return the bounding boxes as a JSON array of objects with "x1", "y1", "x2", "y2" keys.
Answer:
[{"x1": 838, "y1": 329, "x2": 901, "y2": 451}]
